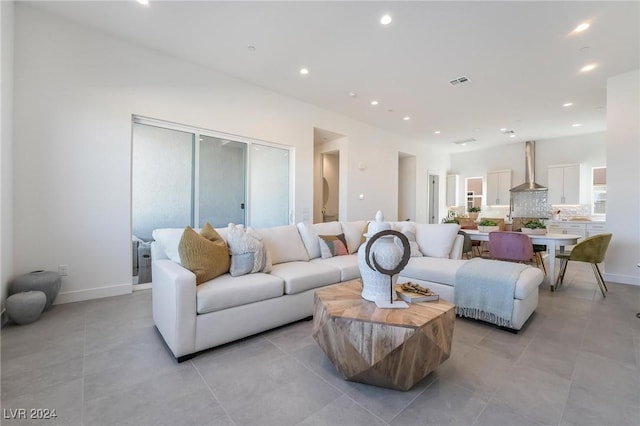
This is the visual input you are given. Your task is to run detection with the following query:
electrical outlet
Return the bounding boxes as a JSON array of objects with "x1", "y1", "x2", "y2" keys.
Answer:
[{"x1": 58, "y1": 264, "x2": 69, "y2": 276}]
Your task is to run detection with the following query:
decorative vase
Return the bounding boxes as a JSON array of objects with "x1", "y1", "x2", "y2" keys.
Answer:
[
  {"x1": 358, "y1": 211, "x2": 410, "y2": 303},
  {"x1": 9, "y1": 270, "x2": 61, "y2": 310},
  {"x1": 6, "y1": 291, "x2": 47, "y2": 325}
]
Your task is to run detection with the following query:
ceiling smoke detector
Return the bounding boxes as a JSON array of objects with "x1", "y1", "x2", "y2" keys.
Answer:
[{"x1": 449, "y1": 76, "x2": 470, "y2": 86}]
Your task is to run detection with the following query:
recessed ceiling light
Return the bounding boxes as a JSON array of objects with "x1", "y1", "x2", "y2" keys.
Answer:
[
  {"x1": 510, "y1": 134, "x2": 516, "y2": 138},
  {"x1": 434, "y1": 130, "x2": 441, "y2": 134},
  {"x1": 499, "y1": 128, "x2": 507, "y2": 132},
  {"x1": 563, "y1": 102, "x2": 574, "y2": 107},
  {"x1": 403, "y1": 116, "x2": 410, "y2": 121},
  {"x1": 580, "y1": 63, "x2": 597, "y2": 73},
  {"x1": 572, "y1": 123, "x2": 583, "y2": 127},
  {"x1": 574, "y1": 22, "x2": 590, "y2": 33},
  {"x1": 349, "y1": 92, "x2": 358, "y2": 98},
  {"x1": 299, "y1": 68, "x2": 309, "y2": 75},
  {"x1": 380, "y1": 14, "x2": 392, "y2": 25},
  {"x1": 136, "y1": 0, "x2": 149, "y2": 5},
  {"x1": 370, "y1": 100, "x2": 379, "y2": 106}
]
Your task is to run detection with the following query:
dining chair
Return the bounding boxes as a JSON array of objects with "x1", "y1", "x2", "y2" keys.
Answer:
[
  {"x1": 458, "y1": 230, "x2": 474, "y2": 259},
  {"x1": 555, "y1": 233, "x2": 612, "y2": 297},
  {"x1": 461, "y1": 225, "x2": 482, "y2": 257},
  {"x1": 488, "y1": 231, "x2": 534, "y2": 263}
]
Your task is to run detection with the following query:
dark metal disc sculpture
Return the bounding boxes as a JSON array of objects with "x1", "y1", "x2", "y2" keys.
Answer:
[{"x1": 364, "y1": 230, "x2": 411, "y2": 304}]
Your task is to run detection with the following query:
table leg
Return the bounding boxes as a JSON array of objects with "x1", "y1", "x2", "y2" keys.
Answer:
[{"x1": 548, "y1": 244, "x2": 556, "y2": 290}]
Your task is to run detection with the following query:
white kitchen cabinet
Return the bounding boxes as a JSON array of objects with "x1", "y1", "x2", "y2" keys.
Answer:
[
  {"x1": 548, "y1": 164, "x2": 580, "y2": 205},
  {"x1": 586, "y1": 222, "x2": 607, "y2": 237},
  {"x1": 546, "y1": 221, "x2": 586, "y2": 249},
  {"x1": 486, "y1": 170, "x2": 512, "y2": 206},
  {"x1": 446, "y1": 174, "x2": 459, "y2": 207}
]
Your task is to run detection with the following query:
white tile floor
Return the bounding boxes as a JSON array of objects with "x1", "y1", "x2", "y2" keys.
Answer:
[{"x1": 2, "y1": 262, "x2": 639, "y2": 425}]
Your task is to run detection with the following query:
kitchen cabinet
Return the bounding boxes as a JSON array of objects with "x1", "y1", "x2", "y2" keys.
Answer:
[
  {"x1": 546, "y1": 221, "x2": 586, "y2": 249},
  {"x1": 486, "y1": 170, "x2": 512, "y2": 206},
  {"x1": 446, "y1": 174, "x2": 459, "y2": 207},
  {"x1": 548, "y1": 164, "x2": 580, "y2": 205},
  {"x1": 586, "y1": 222, "x2": 607, "y2": 237},
  {"x1": 546, "y1": 220, "x2": 607, "y2": 248}
]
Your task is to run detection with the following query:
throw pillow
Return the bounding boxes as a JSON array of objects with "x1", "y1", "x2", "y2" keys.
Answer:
[
  {"x1": 340, "y1": 220, "x2": 369, "y2": 254},
  {"x1": 226, "y1": 224, "x2": 272, "y2": 276},
  {"x1": 178, "y1": 225, "x2": 230, "y2": 285},
  {"x1": 318, "y1": 234, "x2": 349, "y2": 259},
  {"x1": 396, "y1": 223, "x2": 423, "y2": 257}
]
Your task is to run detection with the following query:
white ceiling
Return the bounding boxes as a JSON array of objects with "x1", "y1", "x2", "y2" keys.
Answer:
[{"x1": 27, "y1": 1, "x2": 639, "y2": 153}]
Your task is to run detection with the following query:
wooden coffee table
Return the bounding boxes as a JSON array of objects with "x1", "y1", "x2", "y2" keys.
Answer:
[{"x1": 312, "y1": 279, "x2": 455, "y2": 391}]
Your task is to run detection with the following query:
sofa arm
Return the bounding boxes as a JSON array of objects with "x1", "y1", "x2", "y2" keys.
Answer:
[
  {"x1": 152, "y1": 259, "x2": 197, "y2": 359},
  {"x1": 449, "y1": 234, "x2": 464, "y2": 260}
]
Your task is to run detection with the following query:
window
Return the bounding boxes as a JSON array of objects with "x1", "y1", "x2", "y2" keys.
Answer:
[
  {"x1": 132, "y1": 117, "x2": 292, "y2": 241},
  {"x1": 465, "y1": 177, "x2": 483, "y2": 211},
  {"x1": 591, "y1": 166, "x2": 606, "y2": 215}
]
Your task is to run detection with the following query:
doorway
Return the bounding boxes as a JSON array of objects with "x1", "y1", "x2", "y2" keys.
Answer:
[
  {"x1": 428, "y1": 174, "x2": 440, "y2": 224},
  {"x1": 321, "y1": 152, "x2": 340, "y2": 222}
]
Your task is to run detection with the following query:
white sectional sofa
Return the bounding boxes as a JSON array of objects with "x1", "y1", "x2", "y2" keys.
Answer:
[{"x1": 151, "y1": 221, "x2": 543, "y2": 361}]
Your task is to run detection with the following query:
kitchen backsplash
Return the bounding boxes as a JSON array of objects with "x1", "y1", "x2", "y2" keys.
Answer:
[{"x1": 511, "y1": 191, "x2": 549, "y2": 218}]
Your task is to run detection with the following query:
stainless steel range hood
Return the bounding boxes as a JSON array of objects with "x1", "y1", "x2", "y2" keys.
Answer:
[{"x1": 510, "y1": 141, "x2": 547, "y2": 192}]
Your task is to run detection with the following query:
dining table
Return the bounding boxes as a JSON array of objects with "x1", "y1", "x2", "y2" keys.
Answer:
[{"x1": 462, "y1": 229, "x2": 581, "y2": 290}]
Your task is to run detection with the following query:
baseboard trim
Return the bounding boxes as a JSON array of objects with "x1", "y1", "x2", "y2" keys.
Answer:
[
  {"x1": 54, "y1": 283, "x2": 132, "y2": 304},
  {"x1": 603, "y1": 273, "x2": 639, "y2": 286}
]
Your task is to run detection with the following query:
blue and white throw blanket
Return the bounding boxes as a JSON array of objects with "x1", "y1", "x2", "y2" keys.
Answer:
[{"x1": 454, "y1": 258, "x2": 527, "y2": 328}]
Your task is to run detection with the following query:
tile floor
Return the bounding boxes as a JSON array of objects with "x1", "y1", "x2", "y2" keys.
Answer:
[{"x1": 2, "y1": 262, "x2": 639, "y2": 426}]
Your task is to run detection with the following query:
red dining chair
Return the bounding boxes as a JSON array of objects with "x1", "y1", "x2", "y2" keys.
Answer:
[{"x1": 488, "y1": 231, "x2": 534, "y2": 263}]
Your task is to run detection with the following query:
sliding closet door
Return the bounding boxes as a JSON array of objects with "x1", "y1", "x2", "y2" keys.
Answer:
[
  {"x1": 132, "y1": 123, "x2": 194, "y2": 241},
  {"x1": 198, "y1": 136, "x2": 246, "y2": 227},
  {"x1": 249, "y1": 144, "x2": 290, "y2": 228}
]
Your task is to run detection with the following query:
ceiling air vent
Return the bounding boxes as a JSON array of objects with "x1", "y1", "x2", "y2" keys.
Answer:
[
  {"x1": 449, "y1": 76, "x2": 470, "y2": 86},
  {"x1": 452, "y1": 138, "x2": 476, "y2": 145}
]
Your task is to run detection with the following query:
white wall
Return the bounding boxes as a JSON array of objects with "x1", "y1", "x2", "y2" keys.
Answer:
[
  {"x1": 449, "y1": 132, "x2": 606, "y2": 211},
  {"x1": 605, "y1": 69, "x2": 640, "y2": 285},
  {"x1": 13, "y1": 5, "x2": 446, "y2": 303},
  {"x1": 1, "y1": 0, "x2": 14, "y2": 310}
]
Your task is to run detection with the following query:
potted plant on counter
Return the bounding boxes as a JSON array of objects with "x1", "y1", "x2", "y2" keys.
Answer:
[
  {"x1": 522, "y1": 220, "x2": 547, "y2": 235},
  {"x1": 477, "y1": 219, "x2": 499, "y2": 233},
  {"x1": 467, "y1": 206, "x2": 481, "y2": 220}
]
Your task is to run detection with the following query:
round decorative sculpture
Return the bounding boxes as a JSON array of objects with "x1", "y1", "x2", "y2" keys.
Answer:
[
  {"x1": 6, "y1": 291, "x2": 47, "y2": 325},
  {"x1": 9, "y1": 270, "x2": 61, "y2": 310},
  {"x1": 358, "y1": 211, "x2": 411, "y2": 303}
]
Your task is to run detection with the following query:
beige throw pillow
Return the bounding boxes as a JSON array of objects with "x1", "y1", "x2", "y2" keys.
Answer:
[{"x1": 178, "y1": 224, "x2": 230, "y2": 285}]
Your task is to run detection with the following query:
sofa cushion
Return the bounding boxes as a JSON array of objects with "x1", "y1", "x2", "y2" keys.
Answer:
[
  {"x1": 340, "y1": 220, "x2": 368, "y2": 254},
  {"x1": 318, "y1": 234, "x2": 349, "y2": 259},
  {"x1": 196, "y1": 273, "x2": 284, "y2": 314},
  {"x1": 401, "y1": 257, "x2": 469, "y2": 286},
  {"x1": 297, "y1": 221, "x2": 342, "y2": 259},
  {"x1": 269, "y1": 261, "x2": 341, "y2": 295},
  {"x1": 258, "y1": 225, "x2": 309, "y2": 264},
  {"x1": 226, "y1": 224, "x2": 272, "y2": 276},
  {"x1": 178, "y1": 224, "x2": 230, "y2": 285},
  {"x1": 397, "y1": 222, "x2": 423, "y2": 257},
  {"x1": 311, "y1": 254, "x2": 360, "y2": 282},
  {"x1": 415, "y1": 223, "x2": 461, "y2": 258},
  {"x1": 153, "y1": 226, "x2": 229, "y2": 265}
]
